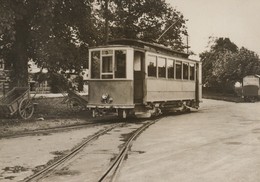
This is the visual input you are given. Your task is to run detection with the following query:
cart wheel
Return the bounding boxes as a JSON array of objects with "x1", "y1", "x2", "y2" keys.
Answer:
[
  {"x1": 67, "y1": 97, "x2": 83, "y2": 112},
  {"x1": 19, "y1": 98, "x2": 34, "y2": 120}
]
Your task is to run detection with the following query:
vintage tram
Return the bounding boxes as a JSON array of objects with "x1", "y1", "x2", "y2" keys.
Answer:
[
  {"x1": 87, "y1": 39, "x2": 202, "y2": 118},
  {"x1": 242, "y1": 75, "x2": 260, "y2": 102}
]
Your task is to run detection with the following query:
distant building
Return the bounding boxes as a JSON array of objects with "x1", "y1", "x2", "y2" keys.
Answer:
[
  {"x1": 0, "y1": 60, "x2": 89, "y2": 95},
  {"x1": 0, "y1": 59, "x2": 10, "y2": 96},
  {"x1": 28, "y1": 61, "x2": 89, "y2": 93}
]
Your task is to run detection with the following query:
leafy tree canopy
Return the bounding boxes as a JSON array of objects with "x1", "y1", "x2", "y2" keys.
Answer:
[
  {"x1": 96, "y1": 0, "x2": 187, "y2": 51},
  {"x1": 0, "y1": 0, "x2": 96, "y2": 86},
  {"x1": 0, "y1": 0, "x2": 188, "y2": 87},
  {"x1": 200, "y1": 37, "x2": 260, "y2": 92}
]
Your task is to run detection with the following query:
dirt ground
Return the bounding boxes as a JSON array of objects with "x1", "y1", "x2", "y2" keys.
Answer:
[
  {"x1": 0, "y1": 94, "x2": 243, "y2": 137},
  {"x1": 0, "y1": 97, "x2": 92, "y2": 137}
]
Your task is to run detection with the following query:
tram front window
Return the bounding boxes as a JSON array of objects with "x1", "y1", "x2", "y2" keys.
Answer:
[
  {"x1": 91, "y1": 51, "x2": 101, "y2": 79},
  {"x1": 90, "y1": 49, "x2": 127, "y2": 79},
  {"x1": 102, "y1": 56, "x2": 113, "y2": 73},
  {"x1": 102, "y1": 56, "x2": 113, "y2": 79},
  {"x1": 115, "y1": 50, "x2": 126, "y2": 78}
]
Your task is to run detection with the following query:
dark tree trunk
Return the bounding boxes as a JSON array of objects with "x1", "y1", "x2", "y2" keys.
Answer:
[{"x1": 10, "y1": 18, "x2": 30, "y2": 87}]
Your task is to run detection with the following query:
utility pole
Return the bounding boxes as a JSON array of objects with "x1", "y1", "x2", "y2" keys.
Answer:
[{"x1": 186, "y1": 35, "x2": 191, "y2": 54}]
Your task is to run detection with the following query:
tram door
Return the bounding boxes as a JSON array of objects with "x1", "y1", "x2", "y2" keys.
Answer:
[{"x1": 134, "y1": 51, "x2": 145, "y2": 104}]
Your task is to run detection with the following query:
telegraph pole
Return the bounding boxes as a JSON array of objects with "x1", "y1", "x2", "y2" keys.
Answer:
[{"x1": 186, "y1": 35, "x2": 191, "y2": 54}]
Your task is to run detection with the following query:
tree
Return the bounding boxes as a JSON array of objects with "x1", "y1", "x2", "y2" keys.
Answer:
[
  {"x1": 200, "y1": 37, "x2": 238, "y2": 90},
  {"x1": 1, "y1": 0, "x2": 188, "y2": 87},
  {"x1": 225, "y1": 47, "x2": 260, "y2": 83},
  {"x1": 200, "y1": 37, "x2": 260, "y2": 93},
  {"x1": 0, "y1": 0, "x2": 97, "y2": 87},
  {"x1": 95, "y1": 0, "x2": 187, "y2": 51}
]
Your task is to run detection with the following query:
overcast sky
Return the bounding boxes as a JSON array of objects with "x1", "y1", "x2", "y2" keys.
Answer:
[{"x1": 166, "y1": 0, "x2": 260, "y2": 59}]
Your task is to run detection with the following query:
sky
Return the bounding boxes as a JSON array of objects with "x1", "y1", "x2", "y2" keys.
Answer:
[{"x1": 166, "y1": 0, "x2": 260, "y2": 59}]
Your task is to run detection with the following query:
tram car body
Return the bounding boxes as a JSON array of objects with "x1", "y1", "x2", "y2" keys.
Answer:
[
  {"x1": 87, "y1": 39, "x2": 202, "y2": 118},
  {"x1": 242, "y1": 75, "x2": 260, "y2": 102}
]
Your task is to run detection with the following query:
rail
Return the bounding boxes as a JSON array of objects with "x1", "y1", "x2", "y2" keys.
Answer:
[
  {"x1": 98, "y1": 119, "x2": 159, "y2": 182},
  {"x1": 23, "y1": 124, "x2": 121, "y2": 182}
]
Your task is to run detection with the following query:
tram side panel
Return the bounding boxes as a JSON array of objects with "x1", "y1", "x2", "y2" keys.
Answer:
[
  {"x1": 145, "y1": 79, "x2": 196, "y2": 101},
  {"x1": 142, "y1": 52, "x2": 201, "y2": 110}
]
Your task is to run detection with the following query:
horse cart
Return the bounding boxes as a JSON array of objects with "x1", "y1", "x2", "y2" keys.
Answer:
[{"x1": 0, "y1": 87, "x2": 35, "y2": 119}]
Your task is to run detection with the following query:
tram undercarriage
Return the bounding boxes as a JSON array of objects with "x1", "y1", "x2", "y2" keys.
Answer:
[{"x1": 90, "y1": 99, "x2": 198, "y2": 119}]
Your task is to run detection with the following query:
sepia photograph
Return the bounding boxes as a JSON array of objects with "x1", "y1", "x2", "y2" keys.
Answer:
[{"x1": 0, "y1": 0, "x2": 260, "y2": 181}]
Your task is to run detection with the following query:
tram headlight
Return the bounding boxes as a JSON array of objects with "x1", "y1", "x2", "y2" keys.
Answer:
[
  {"x1": 108, "y1": 97, "x2": 113, "y2": 103},
  {"x1": 101, "y1": 93, "x2": 113, "y2": 104},
  {"x1": 101, "y1": 93, "x2": 108, "y2": 100}
]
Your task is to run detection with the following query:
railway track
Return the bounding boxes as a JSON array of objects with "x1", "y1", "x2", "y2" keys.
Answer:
[
  {"x1": 22, "y1": 123, "x2": 122, "y2": 182},
  {"x1": 0, "y1": 121, "x2": 117, "y2": 139},
  {"x1": 20, "y1": 117, "x2": 159, "y2": 182},
  {"x1": 98, "y1": 119, "x2": 159, "y2": 182}
]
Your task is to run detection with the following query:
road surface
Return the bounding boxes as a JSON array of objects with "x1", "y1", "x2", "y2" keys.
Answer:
[{"x1": 0, "y1": 99, "x2": 260, "y2": 182}]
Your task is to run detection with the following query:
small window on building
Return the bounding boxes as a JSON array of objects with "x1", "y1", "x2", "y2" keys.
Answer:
[
  {"x1": 115, "y1": 50, "x2": 126, "y2": 78},
  {"x1": 91, "y1": 51, "x2": 100, "y2": 79},
  {"x1": 190, "y1": 63, "x2": 195, "y2": 80},
  {"x1": 147, "y1": 55, "x2": 157, "y2": 77},
  {"x1": 158, "y1": 57, "x2": 166, "y2": 78},
  {"x1": 167, "y1": 59, "x2": 175, "y2": 79},
  {"x1": 183, "y1": 62, "x2": 189, "y2": 80},
  {"x1": 176, "y1": 61, "x2": 182, "y2": 79}
]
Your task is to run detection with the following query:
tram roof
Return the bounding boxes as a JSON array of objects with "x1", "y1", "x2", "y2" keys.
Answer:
[
  {"x1": 108, "y1": 39, "x2": 189, "y2": 59},
  {"x1": 90, "y1": 39, "x2": 189, "y2": 59}
]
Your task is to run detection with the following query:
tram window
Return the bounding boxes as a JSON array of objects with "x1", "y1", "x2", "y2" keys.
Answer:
[
  {"x1": 176, "y1": 61, "x2": 182, "y2": 79},
  {"x1": 190, "y1": 63, "x2": 195, "y2": 80},
  {"x1": 115, "y1": 50, "x2": 126, "y2": 78},
  {"x1": 167, "y1": 59, "x2": 175, "y2": 79},
  {"x1": 91, "y1": 51, "x2": 100, "y2": 79},
  {"x1": 147, "y1": 55, "x2": 157, "y2": 77},
  {"x1": 158, "y1": 57, "x2": 166, "y2": 78},
  {"x1": 102, "y1": 56, "x2": 113, "y2": 73},
  {"x1": 183, "y1": 62, "x2": 189, "y2": 80}
]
